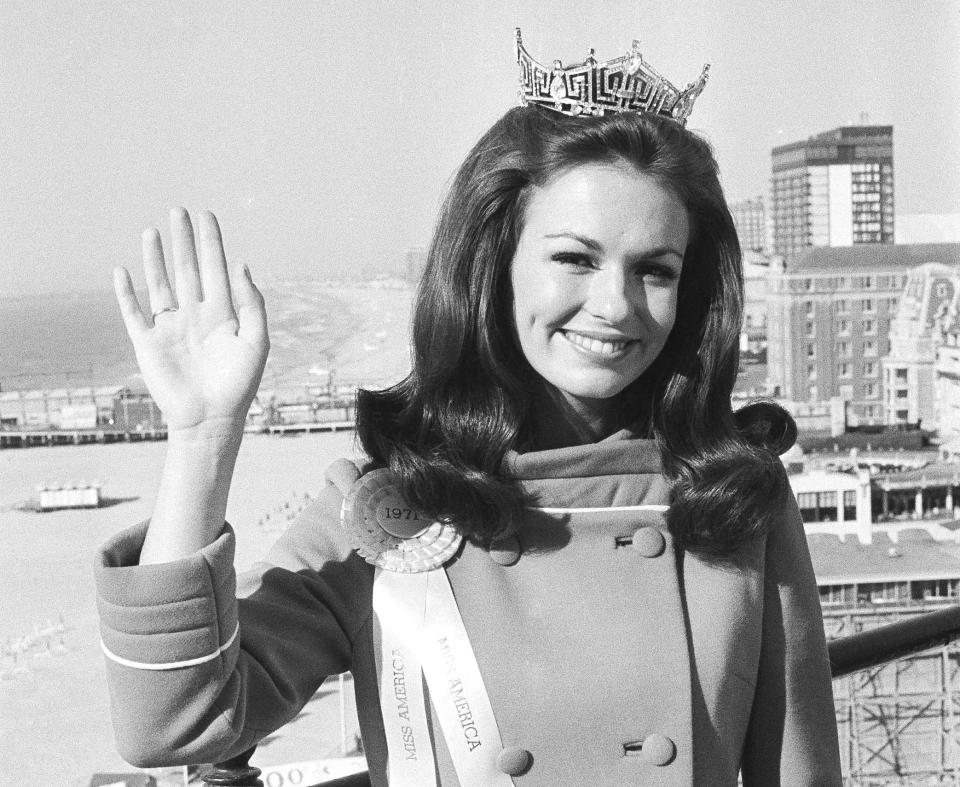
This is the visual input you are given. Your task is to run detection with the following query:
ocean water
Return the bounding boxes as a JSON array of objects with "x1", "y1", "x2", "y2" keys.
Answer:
[
  {"x1": 1, "y1": 290, "x2": 137, "y2": 391},
  {"x1": 1, "y1": 280, "x2": 414, "y2": 393}
]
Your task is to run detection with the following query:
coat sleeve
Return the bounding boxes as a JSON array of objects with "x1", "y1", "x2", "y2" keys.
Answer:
[
  {"x1": 740, "y1": 477, "x2": 842, "y2": 785},
  {"x1": 95, "y1": 476, "x2": 373, "y2": 768}
]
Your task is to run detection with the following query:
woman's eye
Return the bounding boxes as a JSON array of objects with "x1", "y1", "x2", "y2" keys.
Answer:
[
  {"x1": 637, "y1": 264, "x2": 678, "y2": 283},
  {"x1": 551, "y1": 252, "x2": 594, "y2": 269}
]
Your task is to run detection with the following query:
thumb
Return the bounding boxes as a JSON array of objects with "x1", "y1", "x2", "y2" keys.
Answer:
[{"x1": 232, "y1": 263, "x2": 269, "y2": 351}]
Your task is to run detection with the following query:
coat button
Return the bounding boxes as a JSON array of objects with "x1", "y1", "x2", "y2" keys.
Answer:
[
  {"x1": 489, "y1": 535, "x2": 521, "y2": 566},
  {"x1": 631, "y1": 527, "x2": 666, "y2": 557},
  {"x1": 496, "y1": 746, "x2": 532, "y2": 775},
  {"x1": 641, "y1": 733, "x2": 676, "y2": 766}
]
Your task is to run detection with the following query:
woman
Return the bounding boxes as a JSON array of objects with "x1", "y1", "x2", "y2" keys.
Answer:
[{"x1": 96, "y1": 75, "x2": 841, "y2": 787}]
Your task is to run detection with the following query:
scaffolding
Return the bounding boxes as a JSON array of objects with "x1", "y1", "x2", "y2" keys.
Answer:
[{"x1": 827, "y1": 604, "x2": 960, "y2": 785}]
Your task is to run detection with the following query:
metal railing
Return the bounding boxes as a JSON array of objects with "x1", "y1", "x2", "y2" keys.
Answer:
[{"x1": 201, "y1": 606, "x2": 960, "y2": 787}]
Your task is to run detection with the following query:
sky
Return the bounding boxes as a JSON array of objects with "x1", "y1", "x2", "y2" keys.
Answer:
[{"x1": 2, "y1": 0, "x2": 959, "y2": 297}]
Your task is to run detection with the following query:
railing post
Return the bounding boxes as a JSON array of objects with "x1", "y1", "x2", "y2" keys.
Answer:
[{"x1": 203, "y1": 747, "x2": 262, "y2": 787}]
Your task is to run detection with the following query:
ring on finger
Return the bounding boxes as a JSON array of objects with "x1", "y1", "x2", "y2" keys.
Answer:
[{"x1": 151, "y1": 306, "x2": 179, "y2": 320}]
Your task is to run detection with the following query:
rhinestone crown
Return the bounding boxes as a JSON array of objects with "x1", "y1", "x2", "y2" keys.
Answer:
[{"x1": 515, "y1": 28, "x2": 709, "y2": 125}]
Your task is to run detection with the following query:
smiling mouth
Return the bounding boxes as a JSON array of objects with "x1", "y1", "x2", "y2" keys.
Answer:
[{"x1": 560, "y1": 330, "x2": 636, "y2": 357}]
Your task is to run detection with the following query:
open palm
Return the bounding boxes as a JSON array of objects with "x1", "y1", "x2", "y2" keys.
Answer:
[{"x1": 113, "y1": 208, "x2": 269, "y2": 435}]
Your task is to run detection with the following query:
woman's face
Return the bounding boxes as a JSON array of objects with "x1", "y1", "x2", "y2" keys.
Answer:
[{"x1": 510, "y1": 161, "x2": 689, "y2": 416}]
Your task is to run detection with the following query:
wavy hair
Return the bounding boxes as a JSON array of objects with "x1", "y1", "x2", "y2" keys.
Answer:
[{"x1": 356, "y1": 105, "x2": 793, "y2": 555}]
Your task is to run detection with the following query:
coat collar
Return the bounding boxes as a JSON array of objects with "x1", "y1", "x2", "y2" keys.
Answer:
[{"x1": 503, "y1": 430, "x2": 669, "y2": 509}]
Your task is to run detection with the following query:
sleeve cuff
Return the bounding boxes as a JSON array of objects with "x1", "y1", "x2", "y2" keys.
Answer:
[{"x1": 95, "y1": 522, "x2": 238, "y2": 669}]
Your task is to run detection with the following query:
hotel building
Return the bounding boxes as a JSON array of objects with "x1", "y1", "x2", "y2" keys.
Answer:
[
  {"x1": 883, "y1": 263, "x2": 960, "y2": 427},
  {"x1": 730, "y1": 196, "x2": 768, "y2": 254},
  {"x1": 771, "y1": 126, "x2": 894, "y2": 258},
  {"x1": 766, "y1": 244, "x2": 960, "y2": 424}
]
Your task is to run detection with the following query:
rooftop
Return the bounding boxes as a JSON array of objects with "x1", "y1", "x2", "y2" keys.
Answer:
[
  {"x1": 875, "y1": 461, "x2": 960, "y2": 490},
  {"x1": 783, "y1": 243, "x2": 960, "y2": 273},
  {"x1": 772, "y1": 125, "x2": 893, "y2": 156},
  {"x1": 809, "y1": 529, "x2": 960, "y2": 583}
]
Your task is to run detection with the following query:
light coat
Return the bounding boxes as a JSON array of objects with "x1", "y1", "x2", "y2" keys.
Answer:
[{"x1": 95, "y1": 434, "x2": 841, "y2": 785}]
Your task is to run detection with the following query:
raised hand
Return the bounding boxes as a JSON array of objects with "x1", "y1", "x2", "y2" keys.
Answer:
[{"x1": 113, "y1": 208, "x2": 269, "y2": 439}]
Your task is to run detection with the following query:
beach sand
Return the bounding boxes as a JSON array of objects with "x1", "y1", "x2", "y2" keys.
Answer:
[{"x1": 0, "y1": 431, "x2": 364, "y2": 786}]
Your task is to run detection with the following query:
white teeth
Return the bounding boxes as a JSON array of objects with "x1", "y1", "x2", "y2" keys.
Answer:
[{"x1": 564, "y1": 331, "x2": 629, "y2": 356}]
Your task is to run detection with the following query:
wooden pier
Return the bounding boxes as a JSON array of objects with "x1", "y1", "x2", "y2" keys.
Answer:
[
  {"x1": 0, "y1": 420, "x2": 356, "y2": 448},
  {"x1": 266, "y1": 420, "x2": 355, "y2": 435},
  {"x1": 0, "y1": 428, "x2": 168, "y2": 449}
]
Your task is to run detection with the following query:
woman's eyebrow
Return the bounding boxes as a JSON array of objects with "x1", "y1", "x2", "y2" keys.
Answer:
[{"x1": 543, "y1": 231, "x2": 603, "y2": 251}]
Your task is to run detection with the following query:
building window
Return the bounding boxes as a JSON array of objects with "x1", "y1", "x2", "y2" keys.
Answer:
[
  {"x1": 839, "y1": 319, "x2": 850, "y2": 334},
  {"x1": 896, "y1": 368, "x2": 908, "y2": 381},
  {"x1": 912, "y1": 579, "x2": 960, "y2": 601},
  {"x1": 866, "y1": 383, "x2": 877, "y2": 398},
  {"x1": 837, "y1": 341, "x2": 850, "y2": 356},
  {"x1": 857, "y1": 582, "x2": 910, "y2": 604},
  {"x1": 840, "y1": 363, "x2": 852, "y2": 378},
  {"x1": 863, "y1": 298, "x2": 874, "y2": 312},
  {"x1": 896, "y1": 388, "x2": 909, "y2": 398},
  {"x1": 864, "y1": 319, "x2": 875, "y2": 334},
  {"x1": 805, "y1": 301, "x2": 814, "y2": 316},
  {"x1": 864, "y1": 341, "x2": 877, "y2": 357},
  {"x1": 865, "y1": 362, "x2": 877, "y2": 377},
  {"x1": 843, "y1": 490, "x2": 856, "y2": 521},
  {"x1": 805, "y1": 322, "x2": 815, "y2": 337},
  {"x1": 819, "y1": 585, "x2": 855, "y2": 605},
  {"x1": 807, "y1": 344, "x2": 816, "y2": 358},
  {"x1": 796, "y1": 491, "x2": 838, "y2": 522}
]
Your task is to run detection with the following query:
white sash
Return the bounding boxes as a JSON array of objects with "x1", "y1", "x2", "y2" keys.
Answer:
[{"x1": 373, "y1": 567, "x2": 514, "y2": 787}]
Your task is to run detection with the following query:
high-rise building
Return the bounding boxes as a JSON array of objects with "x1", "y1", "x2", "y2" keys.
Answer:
[
  {"x1": 771, "y1": 126, "x2": 894, "y2": 258},
  {"x1": 730, "y1": 196, "x2": 768, "y2": 253},
  {"x1": 765, "y1": 244, "x2": 960, "y2": 425}
]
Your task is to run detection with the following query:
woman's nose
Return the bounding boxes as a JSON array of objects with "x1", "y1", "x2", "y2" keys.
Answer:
[{"x1": 585, "y1": 268, "x2": 638, "y2": 324}]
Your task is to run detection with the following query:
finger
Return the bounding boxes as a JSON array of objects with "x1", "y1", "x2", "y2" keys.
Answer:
[
  {"x1": 197, "y1": 211, "x2": 235, "y2": 318},
  {"x1": 232, "y1": 262, "x2": 269, "y2": 351},
  {"x1": 170, "y1": 207, "x2": 202, "y2": 304},
  {"x1": 141, "y1": 228, "x2": 177, "y2": 316},
  {"x1": 325, "y1": 459, "x2": 362, "y2": 497},
  {"x1": 113, "y1": 266, "x2": 149, "y2": 337}
]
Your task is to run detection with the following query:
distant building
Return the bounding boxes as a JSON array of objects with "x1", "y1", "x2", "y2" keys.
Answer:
[
  {"x1": 0, "y1": 385, "x2": 123, "y2": 429},
  {"x1": 883, "y1": 263, "x2": 960, "y2": 427},
  {"x1": 741, "y1": 258, "x2": 770, "y2": 355},
  {"x1": 936, "y1": 328, "x2": 960, "y2": 444},
  {"x1": 766, "y1": 244, "x2": 960, "y2": 424},
  {"x1": 730, "y1": 196, "x2": 768, "y2": 253},
  {"x1": 111, "y1": 388, "x2": 164, "y2": 431},
  {"x1": 771, "y1": 126, "x2": 894, "y2": 258},
  {"x1": 789, "y1": 467, "x2": 873, "y2": 543},
  {"x1": 404, "y1": 246, "x2": 428, "y2": 284}
]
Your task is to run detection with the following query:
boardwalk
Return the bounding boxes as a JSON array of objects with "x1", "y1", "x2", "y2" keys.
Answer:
[{"x1": 0, "y1": 428, "x2": 167, "y2": 449}]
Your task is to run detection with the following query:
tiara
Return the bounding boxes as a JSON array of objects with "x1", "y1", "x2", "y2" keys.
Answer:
[{"x1": 515, "y1": 28, "x2": 709, "y2": 125}]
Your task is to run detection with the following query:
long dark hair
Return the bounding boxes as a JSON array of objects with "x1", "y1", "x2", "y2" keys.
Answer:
[{"x1": 357, "y1": 105, "x2": 793, "y2": 556}]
